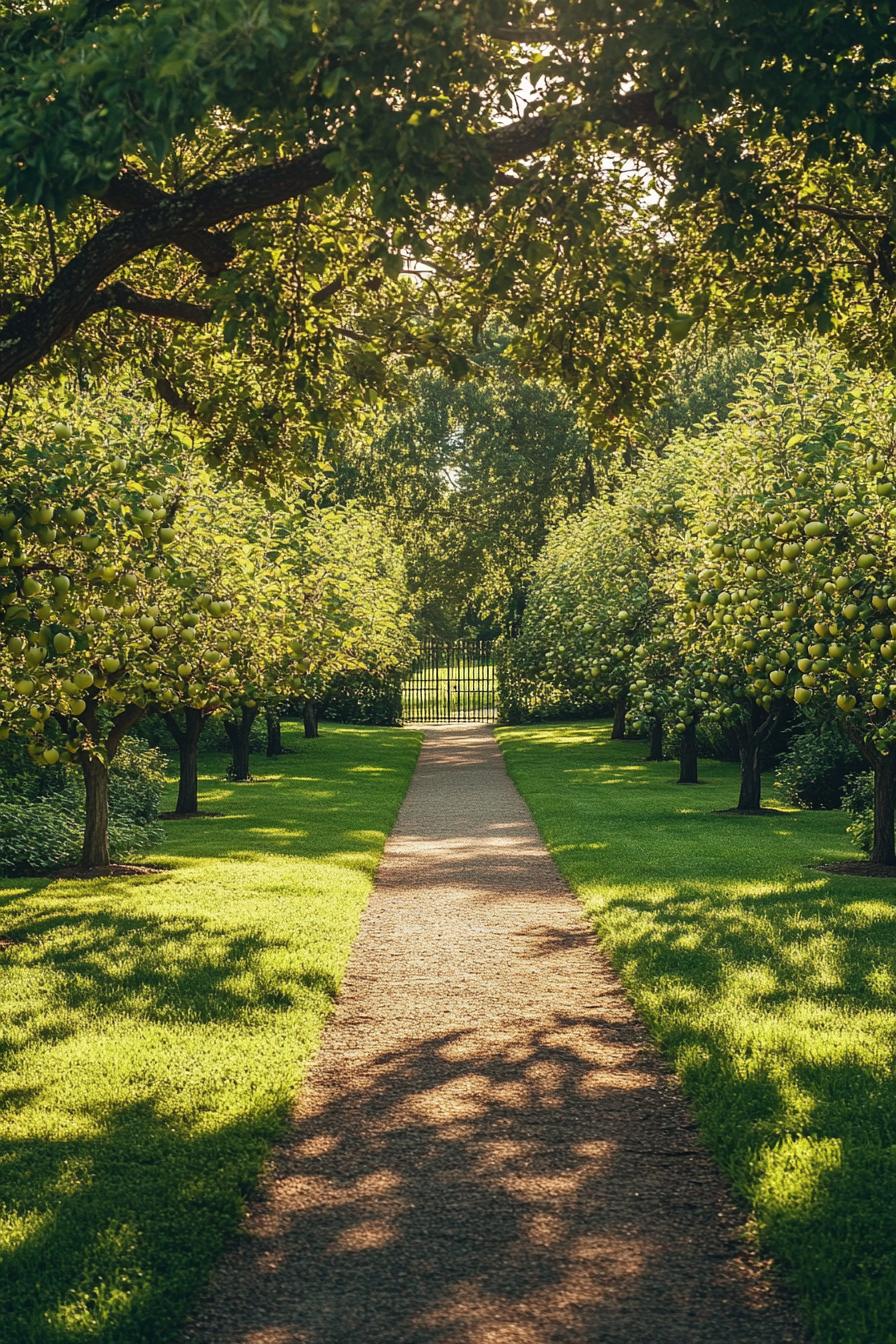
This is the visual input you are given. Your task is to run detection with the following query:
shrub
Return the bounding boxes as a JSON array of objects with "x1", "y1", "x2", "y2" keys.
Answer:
[
  {"x1": 320, "y1": 671, "x2": 403, "y2": 725},
  {"x1": 776, "y1": 721, "x2": 864, "y2": 810},
  {"x1": 0, "y1": 795, "x2": 83, "y2": 874},
  {"x1": 842, "y1": 772, "x2": 875, "y2": 855},
  {"x1": 0, "y1": 736, "x2": 166, "y2": 874},
  {"x1": 109, "y1": 739, "x2": 168, "y2": 825}
]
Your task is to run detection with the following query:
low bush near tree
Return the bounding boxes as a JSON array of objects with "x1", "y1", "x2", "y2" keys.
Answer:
[
  {"x1": 776, "y1": 722, "x2": 863, "y2": 811},
  {"x1": 0, "y1": 737, "x2": 165, "y2": 874}
]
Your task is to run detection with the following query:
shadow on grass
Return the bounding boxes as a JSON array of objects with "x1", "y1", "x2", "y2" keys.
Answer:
[
  {"x1": 0, "y1": 723, "x2": 422, "y2": 1343},
  {"x1": 187, "y1": 1018, "x2": 800, "y2": 1344},
  {"x1": 499, "y1": 722, "x2": 896, "y2": 1343},
  {"x1": 0, "y1": 904, "x2": 336, "y2": 1032},
  {"x1": 0, "y1": 1095, "x2": 288, "y2": 1344}
]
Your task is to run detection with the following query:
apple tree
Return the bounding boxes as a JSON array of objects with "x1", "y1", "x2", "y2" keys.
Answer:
[
  {"x1": 269, "y1": 501, "x2": 414, "y2": 741},
  {"x1": 684, "y1": 341, "x2": 896, "y2": 857},
  {"x1": 158, "y1": 471, "x2": 275, "y2": 810},
  {"x1": 0, "y1": 392, "x2": 242, "y2": 867},
  {"x1": 519, "y1": 455, "x2": 685, "y2": 743},
  {"x1": 674, "y1": 339, "x2": 896, "y2": 847}
]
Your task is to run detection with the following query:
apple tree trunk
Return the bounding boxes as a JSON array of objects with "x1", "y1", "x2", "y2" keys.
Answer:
[
  {"x1": 733, "y1": 704, "x2": 780, "y2": 813},
  {"x1": 735, "y1": 725, "x2": 763, "y2": 811},
  {"x1": 165, "y1": 708, "x2": 205, "y2": 815},
  {"x1": 871, "y1": 752, "x2": 896, "y2": 866},
  {"x1": 226, "y1": 706, "x2": 257, "y2": 781},
  {"x1": 266, "y1": 708, "x2": 282, "y2": 757},
  {"x1": 81, "y1": 755, "x2": 111, "y2": 870},
  {"x1": 736, "y1": 738, "x2": 762, "y2": 811},
  {"x1": 611, "y1": 689, "x2": 627, "y2": 741},
  {"x1": 303, "y1": 700, "x2": 319, "y2": 739},
  {"x1": 646, "y1": 717, "x2": 663, "y2": 761},
  {"x1": 678, "y1": 721, "x2": 699, "y2": 784}
]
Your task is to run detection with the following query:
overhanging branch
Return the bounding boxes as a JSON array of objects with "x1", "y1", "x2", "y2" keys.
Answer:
[
  {"x1": 97, "y1": 169, "x2": 237, "y2": 275},
  {"x1": 0, "y1": 96, "x2": 666, "y2": 385},
  {"x1": 93, "y1": 282, "x2": 214, "y2": 324}
]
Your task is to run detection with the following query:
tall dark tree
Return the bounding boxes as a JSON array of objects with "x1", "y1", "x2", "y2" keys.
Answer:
[{"x1": 342, "y1": 366, "x2": 598, "y2": 633}]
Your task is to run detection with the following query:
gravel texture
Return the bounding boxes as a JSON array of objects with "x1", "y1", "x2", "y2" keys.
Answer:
[{"x1": 184, "y1": 724, "x2": 802, "y2": 1344}]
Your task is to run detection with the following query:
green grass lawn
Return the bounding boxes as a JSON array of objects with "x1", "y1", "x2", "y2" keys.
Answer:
[
  {"x1": 0, "y1": 721, "x2": 420, "y2": 1344},
  {"x1": 498, "y1": 721, "x2": 896, "y2": 1344}
]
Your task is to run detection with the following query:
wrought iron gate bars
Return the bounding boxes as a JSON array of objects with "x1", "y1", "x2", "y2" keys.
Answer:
[{"x1": 402, "y1": 638, "x2": 496, "y2": 723}]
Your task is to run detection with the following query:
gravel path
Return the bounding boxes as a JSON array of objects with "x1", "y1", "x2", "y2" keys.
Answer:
[{"x1": 184, "y1": 724, "x2": 801, "y2": 1344}]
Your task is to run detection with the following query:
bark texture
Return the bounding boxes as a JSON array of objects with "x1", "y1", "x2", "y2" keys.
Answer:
[
  {"x1": 647, "y1": 717, "x2": 664, "y2": 761},
  {"x1": 871, "y1": 752, "x2": 896, "y2": 866},
  {"x1": 303, "y1": 700, "x2": 320, "y2": 740},
  {"x1": 226, "y1": 706, "x2": 258, "y2": 781},
  {"x1": 734, "y1": 705, "x2": 778, "y2": 813},
  {"x1": 736, "y1": 736, "x2": 762, "y2": 812},
  {"x1": 266, "y1": 708, "x2": 283, "y2": 757},
  {"x1": 678, "y1": 721, "x2": 699, "y2": 784},
  {"x1": 80, "y1": 755, "x2": 111, "y2": 870},
  {"x1": 611, "y1": 689, "x2": 628, "y2": 741},
  {"x1": 166, "y1": 708, "x2": 206, "y2": 815}
]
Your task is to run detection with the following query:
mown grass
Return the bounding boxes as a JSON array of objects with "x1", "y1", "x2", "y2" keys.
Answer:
[
  {"x1": 498, "y1": 720, "x2": 896, "y2": 1344},
  {"x1": 0, "y1": 722, "x2": 420, "y2": 1344}
]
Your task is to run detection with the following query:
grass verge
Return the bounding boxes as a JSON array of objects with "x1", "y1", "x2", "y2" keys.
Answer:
[
  {"x1": 0, "y1": 722, "x2": 420, "y2": 1343},
  {"x1": 497, "y1": 720, "x2": 896, "y2": 1344}
]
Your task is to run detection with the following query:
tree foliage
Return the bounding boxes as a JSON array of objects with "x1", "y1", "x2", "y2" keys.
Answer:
[
  {"x1": 0, "y1": 382, "x2": 411, "y2": 866},
  {"x1": 519, "y1": 336, "x2": 896, "y2": 862},
  {"x1": 342, "y1": 366, "x2": 597, "y2": 633},
  {"x1": 2, "y1": 0, "x2": 895, "y2": 469}
]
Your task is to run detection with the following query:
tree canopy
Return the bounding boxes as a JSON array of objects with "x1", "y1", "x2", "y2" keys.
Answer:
[
  {"x1": 340, "y1": 365, "x2": 597, "y2": 633},
  {"x1": 2, "y1": 0, "x2": 895, "y2": 467}
]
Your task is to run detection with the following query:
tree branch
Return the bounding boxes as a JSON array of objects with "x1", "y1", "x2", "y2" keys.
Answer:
[
  {"x1": 795, "y1": 198, "x2": 889, "y2": 224},
  {"x1": 0, "y1": 147, "x2": 332, "y2": 383},
  {"x1": 107, "y1": 703, "x2": 148, "y2": 760},
  {"x1": 92, "y1": 282, "x2": 214, "y2": 324},
  {"x1": 148, "y1": 368, "x2": 201, "y2": 419},
  {"x1": 96, "y1": 168, "x2": 237, "y2": 274},
  {"x1": 0, "y1": 97, "x2": 666, "y2": 384},
  {"x1": 163, "y1": 711, "x2": 186, "y2": 747}
]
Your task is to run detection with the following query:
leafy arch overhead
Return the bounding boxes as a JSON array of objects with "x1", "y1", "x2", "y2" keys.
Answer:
[{"x1": 1, "y1": 0, "x2": 895, "y2": 388}]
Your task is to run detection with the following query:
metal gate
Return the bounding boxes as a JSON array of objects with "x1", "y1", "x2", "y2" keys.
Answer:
[{"x1": 402, "y1": 639, "x2": 496, "y2": 723}]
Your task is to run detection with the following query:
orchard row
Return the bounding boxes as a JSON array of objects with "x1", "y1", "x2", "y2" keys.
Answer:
[
  {"x1": 515, "y1": 339, "x2": 896, "y2": 865},
  {"x1": 0, "y1": 391, "x2": 412, "y2": 869}
]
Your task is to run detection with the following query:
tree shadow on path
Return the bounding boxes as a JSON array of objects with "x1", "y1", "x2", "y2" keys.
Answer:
[{"x1": 186, "y1": 1011, "x2": 803, "y2": 1344}]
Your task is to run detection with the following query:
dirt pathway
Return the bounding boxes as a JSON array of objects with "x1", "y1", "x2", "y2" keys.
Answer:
[{"x1": 185, "y1": 724, "x2": 800, "y2": 1344}]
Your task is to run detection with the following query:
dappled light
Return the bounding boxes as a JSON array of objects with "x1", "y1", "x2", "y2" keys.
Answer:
[
  {"x1": 500, "y1": 721, "x2": 896, "y2": 1342},
  {"x1": 187, "y1": 724, "x2": 797, "y2": 1344},
  {"x1": 187, "y1": 1021, "x2": 789, "y2": 1344},
  {"x1": 2, "y1": 9, "x2": 893, "y2": 1340},
  {"x1": 0, "y1": 724, "x2": 421, "y2": 1342}
]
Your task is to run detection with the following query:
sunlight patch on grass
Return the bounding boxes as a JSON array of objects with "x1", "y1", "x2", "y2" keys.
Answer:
[
  {"x1": 0, "y1": 722, "x2": 421, "y2": 1344},
  {"x1": 498, "y1": 720, "x2": 896, "y2": 1344}
]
